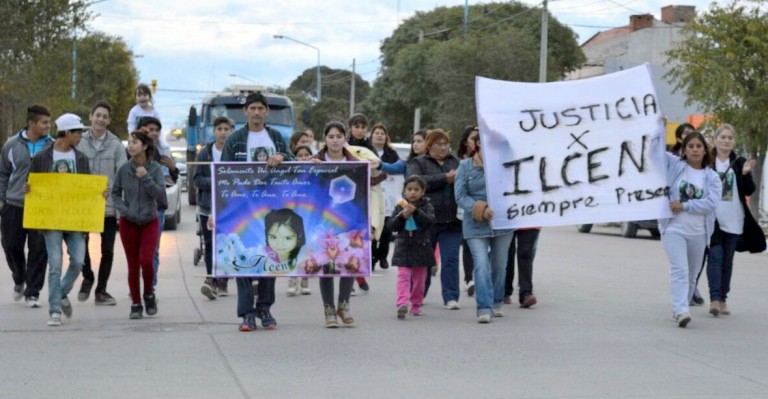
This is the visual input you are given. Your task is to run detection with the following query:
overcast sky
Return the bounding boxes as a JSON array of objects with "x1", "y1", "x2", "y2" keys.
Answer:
[{"x1": 88, "y1": 0, "x2": 704, "y2": 129}]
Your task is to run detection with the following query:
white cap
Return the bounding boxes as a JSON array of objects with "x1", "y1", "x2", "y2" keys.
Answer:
[{"x1": 55, "y1": 113, "x2": 85, "y2": 132}]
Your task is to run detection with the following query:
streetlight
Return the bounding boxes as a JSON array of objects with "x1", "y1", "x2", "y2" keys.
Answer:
[{"x1": 273, "y1": 35, "x2": 321, "y2": 101}]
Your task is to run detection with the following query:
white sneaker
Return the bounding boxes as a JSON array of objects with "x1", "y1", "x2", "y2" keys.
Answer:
[
  {"x1": 300, "y1": 278, "x2": 312, "y2": 295},
  {"x1": 25, "y1": 296, "x2": 41, "y2": 308},
  {"x1": 47, "y1": 312, "x2": 62, "y2": 326},
  {"x1": 492, "y1": 308, "x2": 503, "y2": 317},
  {"x1": 286, "y1": 278, "x2": 298, "y2": 297},
  {"x1": 478, "y1": 314, "x2": 492, "y2": 324},
  {"x1": 444, "y1": 300, "x2": 460, "y2": 310}
]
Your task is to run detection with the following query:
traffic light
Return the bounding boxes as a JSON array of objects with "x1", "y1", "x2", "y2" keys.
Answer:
[{"x1": 151, "y1": 79, "x2": 157, "y2": 93}]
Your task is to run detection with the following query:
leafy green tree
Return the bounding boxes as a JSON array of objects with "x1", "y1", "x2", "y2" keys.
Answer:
[
  {"x1": 288, "y1": 66, "x2": 370, "y2": 103},
  {"x1": 364, "y1": 1, "x2": 585, "y2": 143},
  {"x1": 305, "y1": 97, "x2": 350, "y2": 137},
  {"x1": 666, "y1": 0, "x2": 768, "y2": 217},
  {"x1": 0, "y1": 0, "x2": 91, "y2": 141}
]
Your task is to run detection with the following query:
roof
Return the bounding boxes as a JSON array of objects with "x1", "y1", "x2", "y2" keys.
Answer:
[{"x1": 581, "y1": 26, "x2": 633, "y2": 47}]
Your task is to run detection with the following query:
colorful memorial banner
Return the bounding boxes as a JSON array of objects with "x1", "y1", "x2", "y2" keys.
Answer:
[
  {"x1": 213, "y1": 162, "x2": 371, "y2": 277},
  {"x1": 475, "y1": 64, "x2": 672, "y2": 229},
  {"x1": 23, "y1": 173, "x2": 107, "y2": 232}
]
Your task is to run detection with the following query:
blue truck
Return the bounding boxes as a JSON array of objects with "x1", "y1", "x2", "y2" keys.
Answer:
[{"x1": 186, "y1": 85, "x2": 295, "y2": 204}]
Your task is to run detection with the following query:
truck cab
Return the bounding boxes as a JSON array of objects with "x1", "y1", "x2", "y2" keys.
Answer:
[{"x1": 186, "y1": 85, "x2": 295, "y2": 204}]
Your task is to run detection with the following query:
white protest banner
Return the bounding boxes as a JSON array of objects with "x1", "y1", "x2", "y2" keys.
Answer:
[{"x1": 475, "y1": 64, "x2": 672, "y2": 229}]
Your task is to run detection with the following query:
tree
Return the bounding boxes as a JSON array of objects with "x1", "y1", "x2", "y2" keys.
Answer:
[
  {"x1": 665, "y1": 0, "x2": 768, "y2": 219},
  {"x1": 364, "y1": 1, "x2": 585, "y2": 142},
  {"x1": 305, "y1": 97, "x2": 350, "y2": 136},
  {"x1": 288, "y1": 66, "x2": 370, "y2": 103},
  {"x1": 0, "y1": 0, "x2": 90, "y2": 141}
]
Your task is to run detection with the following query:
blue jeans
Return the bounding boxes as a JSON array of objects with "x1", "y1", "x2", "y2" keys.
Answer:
[
  {"x1": 43, "y1": 230, "x2": 86, "y2": 314},
  {"x1": 467, "y1": 233, "x2": 513, "y2": 316},
  {"x1": 153, "y1": 210, "x2": 165, "y2": 288},
  {"x1": 430, "y1": 224, "x2": 462, "y2": 305},
  {"x1": 707, "y1": 231, "x2": 740, "y2": 302}
]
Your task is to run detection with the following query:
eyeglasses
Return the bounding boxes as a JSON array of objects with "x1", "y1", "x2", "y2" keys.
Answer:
[{"x1": 432, "y1": 142, "x2": 450, "y2": 148}]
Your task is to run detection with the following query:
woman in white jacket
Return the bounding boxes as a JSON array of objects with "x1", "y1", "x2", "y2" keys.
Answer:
[{"x1": 659, "y1": 131, "x2": 721, "y2": 328}]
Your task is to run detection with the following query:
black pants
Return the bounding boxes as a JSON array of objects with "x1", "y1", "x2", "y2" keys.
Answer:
[
  {"x1": 199, "y1": 215, "x2": 214, "y2": 277},
  {"x1": 82, "y1": 216, "x2": 118, "y2": 293},
  {"x1": 505, "y1": 229, "x2": 540, "y2": 300},
  {"x1": 236, "y1": 277, "x2": 275, "y2": 317},
  {"x1": 371, "y1": 218, "x2": 393, "y2": 269},
  {"x1": 462, "y1": 239, "x2": 474, "y2": 284},
  {"x1": 0, "y1": 204, "x2": 47, "y2": 297}
]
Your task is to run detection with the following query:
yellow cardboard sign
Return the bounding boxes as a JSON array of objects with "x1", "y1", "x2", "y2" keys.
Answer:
[{"x1": 23, "y1": 173, "x2": 108, "y2": 232}]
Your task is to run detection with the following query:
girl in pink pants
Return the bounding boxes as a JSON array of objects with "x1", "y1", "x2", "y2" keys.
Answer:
[{"x1": 387, "y1": 176, "x2": 436, "y2": 319}]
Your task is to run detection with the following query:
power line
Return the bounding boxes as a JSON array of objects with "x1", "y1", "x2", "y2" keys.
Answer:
[{"x1": 99, "y1": 14, "x2": 395, "y2": 26}]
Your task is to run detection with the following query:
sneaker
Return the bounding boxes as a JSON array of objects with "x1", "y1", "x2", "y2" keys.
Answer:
[
  {"x1": 47, "y1": 312, "x2": 62, "y2": 326},
  {"x1": 720, "y1": 302, "x2": 731, "y2": 315},
  {"x1": 379, "y1": 258, "x2": 389, "y2": 270},
  {"x1": 78, "y1": 279, "x2": 94, "y2": 302},
  {"x1": 674, "y1": 313, "x2": 691, "y2": 328},
  {"x1": 493, "y1": 308, "x2": 504, "y2": 317},
  {"x1": 143, "y1": 293, "x2": 157, "y2": 316},
  {"x1": 239, "y1": 314, "x2": 257, "y2": 332},
  {"x1": 467, "y1": 281, "x2": 475, "y2": 297},
  {"x1": 25, "y1": 296, "x2": 41, "y2": 308},
  {"x1": 216, "y1": 279, "x2": 229, "y2": 297},
  {"x1": 503, "y1": 295, "x2": 512, "y2": 305},
  {"x1": 350, "y1": 287, "x2": 357, "y2": 297},
  {"x1": 324, "y1": 305, "x2": 339, "y2": 328},
  {"x1": 410, "y1": 306, "x2": 422, "y2": 316},
  {"x1": 691, "y1": 292, "x2": 704, "y2": 306},
  {"x1": 336, "y1": 300, "x2": 356, "y2": 327},
  {"x1": 286, "y1": 278, "x2": 299, "y2": 297},
  {"x1": 444, "y1": 300, "x2": 460, "y2": 310},
  {"x1": 397, "y1": 305, "x2": 408, "y2": 319},
  {"x1": 257, "y1": 308, "x2": 277, "y2": 329},
  {"x1": 201, "y1": 279, "x2": 218, "y2": 300},
  {"x1": 709, "y1": 300, "x2": 721, "y2": 316},
  {"x1": 478, "y1": 314, "x2": 492, "y2": 324},
  {"x1": 300, "y1": 278, "x2": 312, "y2": 295},
  {"x1": 357, "y1": 277, "x2": 369, "y2": 292},
  {"x1": 12, "y1": 284, "x2": 24, "y2": 301},
  {"x1": 521, "y1": 294, "x2": 537, "y2": 309},
  {"x1": 94, "y1": 292, "x2": 117, "y2": 306},
  {"x1": 61, "y1": 297, "x2": 73, "y2": 318},
  {"x1": 430, "y1": 266, "x2": 438, "y2": 276},
  {"x1": 129, "y1": 304, "x2": 143, "y2": 319}
]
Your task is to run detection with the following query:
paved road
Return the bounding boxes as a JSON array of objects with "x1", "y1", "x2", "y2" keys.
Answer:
[{"x1": 1, "y1": 201, "x2": 767, "y2": 398}]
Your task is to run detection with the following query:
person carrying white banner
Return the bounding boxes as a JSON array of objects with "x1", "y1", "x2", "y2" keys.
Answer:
[{"x1": 659, "y1": 132, "x2": 720, "y2": 328}]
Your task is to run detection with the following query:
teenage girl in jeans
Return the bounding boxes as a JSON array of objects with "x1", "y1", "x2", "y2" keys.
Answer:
[{"x1": 112, "y1": 130, "x2": 167, "y2": 319}]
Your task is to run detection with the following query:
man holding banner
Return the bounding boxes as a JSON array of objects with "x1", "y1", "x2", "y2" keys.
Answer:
[{"x1": 27, "y1": 113, "x2": 107, "y2": 326}]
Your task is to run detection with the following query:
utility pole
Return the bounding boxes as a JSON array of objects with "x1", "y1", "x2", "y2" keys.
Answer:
[
  {"x1": 349, "y1": 58, "x2": 356, "y2": 116},
  {"x1": 463, "y1": 0, "x2": 469, "y2": 40},
  {"x1": 539, "y1": 0, "x2": 549, "y2": 83},
  {"x1": 414, "y1": 30, "x2": 424, "y2": 133}
]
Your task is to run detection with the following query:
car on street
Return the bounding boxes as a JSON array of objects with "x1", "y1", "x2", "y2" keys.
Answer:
[
  {"x1": 576, "y1": 220, "x2": 659, "y2": 239},
  {"x1": 170, "y1": 147, "x2": 187, "y2": 192}
]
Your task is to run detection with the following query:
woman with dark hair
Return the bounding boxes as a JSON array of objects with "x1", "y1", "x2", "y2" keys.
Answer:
[
  {"x1": 407, "y1": 130, "x2": 427, "y2": 162},
  {"x1": 407, "y1": 128, "x2": 462, "y2": 309},
  {"x1": 659, "y1": 131, "x2": 721, "y2": 328},
  {"x1": 311, "y1": 121, "x2": 383, "y2": 327},
  {"x1": 705, "y1": 124, "x2": 765, "y2": 316},
  {"x1": 370, "y1": 122, "x2": 405, "y2": 270},
  {"x1": 455, "y1": 134, "x2": 513, "y2": 323},
  {"x1": 112, "y1": 130, "x2": 167, "y2": 320},
  {"x1": 670, "y1": 123, "x2": 695, "y2": 155},
  {"x1": 456, "y1": 125, "x2": 478, "y2": 296}
]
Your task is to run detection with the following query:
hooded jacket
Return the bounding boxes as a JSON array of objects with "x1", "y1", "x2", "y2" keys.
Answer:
[
  {"x1": 111, "y1": 159, "x2": 167, "y2": 225},
  {"x1": 0, "y1": 129, "x2": 54, "y2": 207}
]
